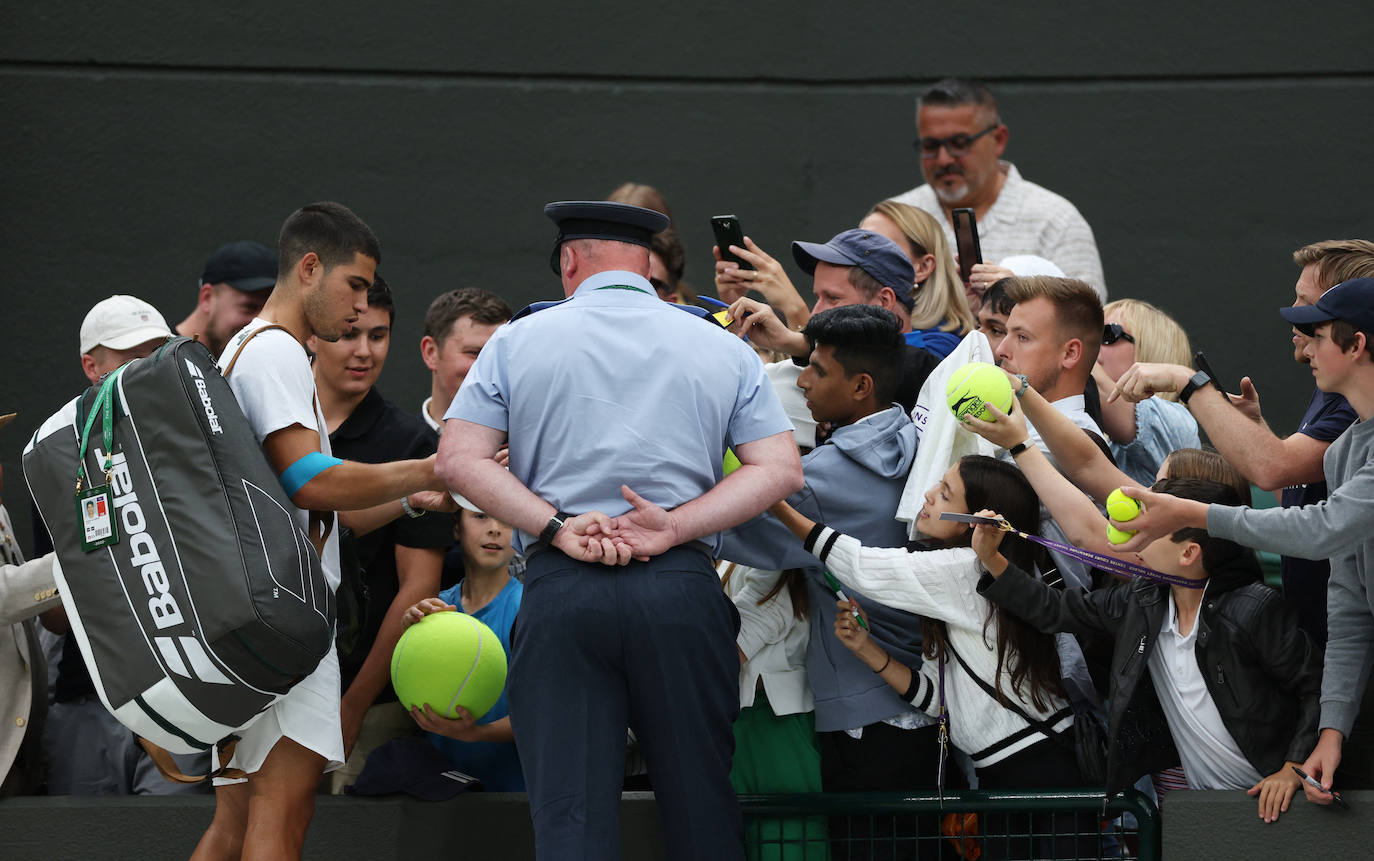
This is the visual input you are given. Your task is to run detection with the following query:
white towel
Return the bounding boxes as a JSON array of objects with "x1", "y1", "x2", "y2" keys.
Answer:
[{"x1": 897, "y1": 331, "x2": 1002, "y2": 540}]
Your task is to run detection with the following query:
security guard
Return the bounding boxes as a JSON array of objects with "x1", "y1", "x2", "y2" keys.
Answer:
[{"x1": 438, "y1": 201, "x2": 802, "y2": 860}]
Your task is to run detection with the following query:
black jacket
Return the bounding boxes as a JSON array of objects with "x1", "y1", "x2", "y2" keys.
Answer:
[{"x1": 979, "y1": 554, "x2": 1322, "y2": 798}]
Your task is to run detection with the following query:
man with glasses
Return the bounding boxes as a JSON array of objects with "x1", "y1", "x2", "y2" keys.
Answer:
[{"x1": 890, "y1": 78, "x2": 1107, "y2": 302}]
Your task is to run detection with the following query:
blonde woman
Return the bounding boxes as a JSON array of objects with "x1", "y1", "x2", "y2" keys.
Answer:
[
  {"x1": 1094, "y1": 298, "x2": 1200, "y2": 485},
  {"x1": 859, "y1": 200, "x2": 976, "y2": 359}
]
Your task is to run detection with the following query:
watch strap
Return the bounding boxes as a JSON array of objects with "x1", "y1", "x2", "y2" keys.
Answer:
[
  {"x1": 1179, "y1": 371, "x2": 1212, "y2": 406},
  {"x1": 539, "y1": 510, "x2": 571, "y2": 545}
]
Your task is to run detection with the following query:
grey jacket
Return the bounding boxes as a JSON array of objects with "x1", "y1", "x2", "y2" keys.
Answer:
[
  {"x1": 720, "y1": 406, "x2": 923, "y2": 732},
  {"x1": 1208, "y1": 415, "x2": 1374, "y2": 736}
]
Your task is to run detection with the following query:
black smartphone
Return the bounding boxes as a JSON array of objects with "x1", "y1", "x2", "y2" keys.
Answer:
[
  {"x1": 952, "y1": 207, "x2": 982, "y2": 284},
  {"x1": 710, "y1": 214, "x2": 754, "y2": 270},
  {"x1": 1193, "y1": 351, "x2": 1225, "y2": 394}
]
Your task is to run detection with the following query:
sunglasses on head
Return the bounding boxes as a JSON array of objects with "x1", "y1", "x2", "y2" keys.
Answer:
[{"x1": 1103, "y1": 323, "x2": 1135, "y2": 346}]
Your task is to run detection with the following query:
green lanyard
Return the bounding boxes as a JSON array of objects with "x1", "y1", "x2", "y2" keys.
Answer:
[
  {"x1": 75, "y1": 370, "x2": 121, "y2": 492},
  {"x1": 594, "y1": 284, "x2": 650, "y2": 294}
]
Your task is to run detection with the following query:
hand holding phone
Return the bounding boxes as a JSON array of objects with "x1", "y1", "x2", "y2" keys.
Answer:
[
  {"x1": 953, "y1": 208, "x2": 982, "y2": 285},
  {"x1": 711, "y1": 215, "x2": 754, "y2": 271}
]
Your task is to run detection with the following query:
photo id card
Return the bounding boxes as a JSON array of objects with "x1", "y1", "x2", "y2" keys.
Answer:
[{"x1": 78, "y1": 486, "x2": 118, "y2": 552}]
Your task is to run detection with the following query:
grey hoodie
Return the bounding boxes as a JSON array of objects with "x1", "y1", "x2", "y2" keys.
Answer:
[
  {"x1": 1208, "y1": 416, "x2": 1374, "y2": 736},
  {"x1": 720, "y1": 405, "x2": 926, "y2": 733}
]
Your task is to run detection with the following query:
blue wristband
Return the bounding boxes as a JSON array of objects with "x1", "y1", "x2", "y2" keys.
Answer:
[{"x1": 279, "y1": 451, "x2": 343, "y2": 497}]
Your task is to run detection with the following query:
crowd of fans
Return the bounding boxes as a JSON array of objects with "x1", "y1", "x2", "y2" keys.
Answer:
[{"x1": 3, "y1": 75, "x2": 1374, "y2": 861}]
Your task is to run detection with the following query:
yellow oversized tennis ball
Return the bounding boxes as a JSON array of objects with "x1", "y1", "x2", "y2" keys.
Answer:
[
  {"x1": 946, "y1": 362, "x2": 1015, "y2": 422},
  {"x1": 1105, "y1": 488, "x2": 1141, "y2": 545},
  {"x1": 391, "y1": 611, "x2": 508, "y2": 721}
]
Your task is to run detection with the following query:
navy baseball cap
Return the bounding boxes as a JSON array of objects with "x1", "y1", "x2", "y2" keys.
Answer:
[
  {"x1": 1279, "y1": 277, "x2": 1374, "y2": 334},
  {"x1": 345, "y1": 736, "x2": 482, "y2": 801},
  {"x1": 792, "y1": 229, "x2": 916, "y2": 310},
  {"x1": 545, "y1": 200, "x2": 670, "y2": 274},
  {"x1": 201, "y1": 240, "x2": 278, "y2": 292}
]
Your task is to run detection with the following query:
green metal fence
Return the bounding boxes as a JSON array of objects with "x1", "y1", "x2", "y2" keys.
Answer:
[{"x1": 738, "y1": 788, "x2": 1160, "y2": 861}]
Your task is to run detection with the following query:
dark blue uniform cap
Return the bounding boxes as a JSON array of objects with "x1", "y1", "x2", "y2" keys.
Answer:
[
  {"x1": 1280, "y1": 277, "x2": 1374, "y2": 334},
  {"x1": 545, "y1": 201, "x2": 670, "y2": 274}
]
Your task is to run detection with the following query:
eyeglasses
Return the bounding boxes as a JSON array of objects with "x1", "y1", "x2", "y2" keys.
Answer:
[
  {"x1": 915, "y1": 124, "x2": 999, "y2": 159},
  {"x1": 1103, "y1": 323, "x2": 1135, "y2": 346}
]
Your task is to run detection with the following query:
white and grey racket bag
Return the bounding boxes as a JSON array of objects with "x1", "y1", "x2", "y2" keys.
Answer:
[{"x1": 23, "y1": 336, "x2": 335, "y2": 755}]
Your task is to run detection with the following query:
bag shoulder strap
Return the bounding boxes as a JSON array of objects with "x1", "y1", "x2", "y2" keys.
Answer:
[
  {"x1": 138, "y1": 736, "x2": 246, "y2": 785},
  {"x1": 220, "y1": 322, "x2": 335, "y2": 556},
  {"x1": 944, "y1": 637, "x2": 1064, "y2": 741},
  {"x1": 221, "y1": 323, "x2": 293, "y2": 378}
]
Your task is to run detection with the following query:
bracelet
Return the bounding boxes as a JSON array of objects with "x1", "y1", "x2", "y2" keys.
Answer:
[
  {"x1": 1008, "y1": 441, "x2": 1030, "y2": 457},
  {"x1": 1013, "y1": 374, "x2": 1030, "y2": 399},
  {"x1": 400, "y1": 496, "x2": 424, "y2": 518},
  {"x1": 873, "y1": 653, "x2": 892, "y2": 674}
]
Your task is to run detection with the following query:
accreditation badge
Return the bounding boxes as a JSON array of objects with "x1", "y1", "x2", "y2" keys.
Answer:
[{"x1": 78, "y1": 485, "x2": 118, "y2": 552}]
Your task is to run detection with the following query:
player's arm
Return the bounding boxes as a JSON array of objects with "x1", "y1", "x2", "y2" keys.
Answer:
[
  {"x1": 339, "y1": 543, "x2": 444, "y2": 757},
  {"x1": 1113, "y1": 362, "x2": 1327, "y2": 491},
  {"x1": 261, "y1": 423, "x2": 444, "y2": 515}
]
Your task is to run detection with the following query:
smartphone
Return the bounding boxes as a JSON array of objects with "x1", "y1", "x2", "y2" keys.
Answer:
[
  {"x1": 710, "y1": 215, "x2": 754, "y2": 270},
  {"x1": 1193, "y1": 351, "x2": 1225, "y2": 394},
  {"x1": 1291, "y1": 765, "x2": 1350, "y2": 809},
  {"x1": 952, "y1": 207, "x2": 982, "y2": 285}
]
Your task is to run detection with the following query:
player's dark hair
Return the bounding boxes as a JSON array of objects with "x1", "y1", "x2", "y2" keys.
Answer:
[
  {"x1": 801, "y1": 305, "x2": 904, "y2": 406},
  {"x1": 277, "y1": 201, "x2": 381, "y2": 277},
  {"x1": 423, "y1": 289, "x2": 513, "y2": 342}
]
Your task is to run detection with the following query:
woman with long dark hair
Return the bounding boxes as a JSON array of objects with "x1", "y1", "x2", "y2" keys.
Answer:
[{"x1": 770, "y1": 455, "x2": 1089, "y2": 858}]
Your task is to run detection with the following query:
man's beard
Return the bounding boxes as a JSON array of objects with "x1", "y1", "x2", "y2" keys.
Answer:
[{"x1": 932, "y1": 168, "x2": 969, "y2": 204}]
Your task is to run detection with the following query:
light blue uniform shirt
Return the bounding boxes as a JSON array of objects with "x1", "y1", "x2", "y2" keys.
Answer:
[{"x1": 447, "y1": 270, "x2": 793, "y2": 555}]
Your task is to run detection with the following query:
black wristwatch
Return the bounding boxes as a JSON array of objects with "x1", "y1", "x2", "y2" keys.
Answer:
[
  {"x1": 539, "y1": 510, "x2": 572, "y2": 545},
  {"x1": 1178, "y1": 371, "x2": 1213, "y2": 406}
]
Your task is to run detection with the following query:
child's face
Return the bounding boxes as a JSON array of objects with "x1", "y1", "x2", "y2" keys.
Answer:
[
  {"x1": 1137, "y1": 534, "x2": 1202, "y2": 580},
  {"x1": 457, "y1": 510, "x2": 515, "y2": 572},
  {"x1": 1303, "y1": 322, "x2": 1362, "y2": 395},
  {"x1": 917, "y1": 464, "x2": 972, "y2": 544}
]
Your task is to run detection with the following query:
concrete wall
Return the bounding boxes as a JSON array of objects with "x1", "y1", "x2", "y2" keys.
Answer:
[{"x1": 3, "y1": 2, "x2": 1372, "y2": 544}]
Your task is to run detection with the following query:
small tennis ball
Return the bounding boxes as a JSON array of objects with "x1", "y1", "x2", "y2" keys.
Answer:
[
  {"x1": 1107, "y1": 524, "x2": 1137, "y2": 545},
  {"x1": 1105, "y1": 488, "x2": 1141, "y2": 523},
  {"x1": 946, "y1": 362, "x2": 1015, "y2": 423},
  {"x1": 391, "y1": 611, "x2": 508, "y2": 721}
]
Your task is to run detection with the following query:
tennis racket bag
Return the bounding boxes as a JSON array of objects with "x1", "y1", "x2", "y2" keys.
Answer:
[{"x1": 23, "y1": 336, "x2": 335, "y2": 757}]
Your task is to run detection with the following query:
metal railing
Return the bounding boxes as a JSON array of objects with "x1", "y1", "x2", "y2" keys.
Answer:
[{"x1": 737, "y1": 788, "x2": 1160, "y2": 860}]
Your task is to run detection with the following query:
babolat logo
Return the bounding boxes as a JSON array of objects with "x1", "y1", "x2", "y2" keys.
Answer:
[
  {"x1": 96, "y1": 449, "x2": 184, "y2": 631},
  {"x1": 185, "y1": 359, "x2": 223, "y2": 434}
]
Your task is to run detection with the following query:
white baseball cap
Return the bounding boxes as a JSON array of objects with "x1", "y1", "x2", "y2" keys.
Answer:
[
  {"x1": 80, "y1": 295, "x2": 173, "y2": 355},
  {"x1": 998, "y1": 255, "x2": 1066, "y2": 278}
]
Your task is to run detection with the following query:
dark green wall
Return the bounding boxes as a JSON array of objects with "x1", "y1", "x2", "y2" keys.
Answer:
[{"x1": 4, "y1": 2, "x2": 1373, "y2": 543}]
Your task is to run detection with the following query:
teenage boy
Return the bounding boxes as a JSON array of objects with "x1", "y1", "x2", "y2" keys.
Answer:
[
  {"x1": 196, "y1": 202, "x2": 447, "y2": 861},
  {"x1": 1112, "y1": 277, "x2": 1374, "y2": 804},
  {"x1": 976, "y1": 477, "x2": 1321, "y2": 822},
  {"x1": 308, "y1": 276, "x2": 452, "y2": 793},
  {"x1": 719, "y1": 305, "x2": 937, "y2": 858}
]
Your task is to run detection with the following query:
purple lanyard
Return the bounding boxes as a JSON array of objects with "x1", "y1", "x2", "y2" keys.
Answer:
[{"x1": 938, "y1": 513, "x2": 1205, "y2": 589}]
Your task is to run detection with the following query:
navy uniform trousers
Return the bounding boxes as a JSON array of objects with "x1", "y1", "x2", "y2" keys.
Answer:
[{"x1": 510, "y1": 544, "x2": 745, "y2": 860}]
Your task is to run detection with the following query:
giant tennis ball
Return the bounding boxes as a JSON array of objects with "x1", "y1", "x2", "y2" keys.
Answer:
[
  {"x1": 946, "y1": 362, "x2": 1015, "y2": 422},
  {"x1": 1105, "y1": 488, "x2": 1141, "y2": 545},
  {"x1": 391, "y1": 611, "x2": 508, "y2": 721}
]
